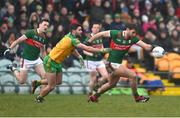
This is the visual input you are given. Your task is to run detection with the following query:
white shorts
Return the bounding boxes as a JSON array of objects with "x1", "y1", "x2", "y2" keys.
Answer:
[
  {"x1": 84, "y1": 60, "x2": 106, "y2": 71},
  {"x1": 20, "y1": 57, "x2": 43, "y2": 70},
  {"x1": 105, "y1": 61, "x2": 122, "y2": 71}
]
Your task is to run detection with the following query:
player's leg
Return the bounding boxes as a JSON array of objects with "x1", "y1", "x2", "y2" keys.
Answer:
[
  {"x1": 94, "y1": 62, "x2": 109, "y2": 91},
  {"x1": 88, "y1": 62, "x2": 120, "y2": 102},
  {"x1": 35, "y1": 55, "x2": 62, "y2": 103},
  {"x1": 56, "y1": 72, "x2": 62, "y2": 85},
  {"x1": 36, "y1": 72, "x2": 57, "y2": 103},
  {"x1": 94, "y1": 69, "x2": 119, "y2": 96},
  {"x1": 15, "y1": 69, "x2": 28, "y2": 84},
  {"x1": 116, "y1": 66, "x2": 149, "y2": 102},
  {"x1": 32, "y1": 63, "x2": 47, "y2": 94},
  {"x1": 88, "y1": 70, "x2": 119, "y2": 102},
  {"x1": 7, "y1": 58, "x2": 28, "y2": 84},
  {"x1": 84, "y1": 60, "x2": 98, "y2": 95},
  {"x1": 89, "y1": 71, "x2": 97, "y2": 95}
]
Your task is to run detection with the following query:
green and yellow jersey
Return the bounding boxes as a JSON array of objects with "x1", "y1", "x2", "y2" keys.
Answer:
[
  {"x1": 49, "y1": 33, "x2": 80, "y2": 63},
  {"x1": 23, "y1": 29, "x2": 47, "y2": 60}
]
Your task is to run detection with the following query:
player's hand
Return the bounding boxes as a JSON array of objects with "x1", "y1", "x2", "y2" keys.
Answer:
[
  {"x1": 100, "y1": 48, "x2": 112, "y2": 53},
  {"x1": 78, "y1": 55, "x2": 85, "y2": 68},
  {"x1": 4, "y1": 48, "x2": 11, "y2": 57},
  {"x1": 151, "y1": 44, "x2": 159, "y2": 51}
]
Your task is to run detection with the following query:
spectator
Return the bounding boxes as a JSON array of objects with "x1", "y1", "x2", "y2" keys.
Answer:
[
  {"x1": 102, "y1": 14, "x2": 112, "y2": 30},
  {"x1": 28, "y1": 0, "x2": 42, "y2": 15},
  {"x1": 68, "y1": 11, "x2": 79, "y2": 25},
  {"x1": 51, "y1": 25, "x2": 65, "y2": 47},
  {"x1": 73, "y1": 0, "x2": 90, "y2": 23},
  {"x1": 110, "y1": 13, "x2": 126, "y2": 30},
  {"x1": 171, "y1": 29, "x2": 180, "y2": 53},
  {"x1": 143, "y1": 29, "x2": 159, "y2": 71},
  {"x1": 36, "y1": 5, "x2": 43, "y2": 17},
  {"x1": 46, "y1": 3, "x2": 54, "y2": 22},
  {"x1": 157, "y1": 29, "x2": 173, "y2": 52},
  {"x1": 90, "y1": 0, "x2": 104, "y2": 23},
  {"x1": 29, "y1": 12, "x2": 40, "y2": 29},
  {"x1": 103, "y1": 0, "x2": 112, "y2": 15},
  {"x1": 59, "y1": 7, "x2": 70, "y2": 34},
  {"x1": 141, "y1": 14, "x2": 157, "y2": 33}
]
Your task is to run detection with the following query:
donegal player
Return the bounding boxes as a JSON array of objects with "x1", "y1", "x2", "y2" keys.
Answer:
[
  {"x1": 4, "y1": 18, "x2": 49, "y2": 87},
  {"x1": 35, "y1": 23, "x2": 111, "y2": 103}
]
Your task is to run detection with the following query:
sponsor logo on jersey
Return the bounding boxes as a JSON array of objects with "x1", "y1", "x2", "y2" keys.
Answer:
[
  {"x1": 110, "y1": 40, "x2": 131, "y2": 50},
  {"x1": 25, "y1": 38, "x2": 44, "y2": 48}
]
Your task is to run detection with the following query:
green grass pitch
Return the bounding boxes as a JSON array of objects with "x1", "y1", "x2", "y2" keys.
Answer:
[{"x1": 0, "y1": 94, "x2": 180, "y2": 117}]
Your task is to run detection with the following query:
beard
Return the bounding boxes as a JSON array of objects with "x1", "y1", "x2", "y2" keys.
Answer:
[{"x1": 75, "y1": 34, "x2": 82, "y2": 38}]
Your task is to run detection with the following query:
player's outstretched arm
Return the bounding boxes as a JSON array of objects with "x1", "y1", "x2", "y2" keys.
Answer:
[
  {"x1": 76, "y1": 43, "x2": 111, "y2": 53},
  {"x1": 4, "y1": 35, "x2": 27, "y2": 56},
  {"x1": 136, "y1": 40, "x2": 153, "y2": 51},
  {"x1": 88, "y1": 30, "x2": 111, "y2": 43},
  {"x1": 9, "y1": 35, "x2": 27, "y2": 49},
  {"x1": 83, "y1": 50, "x2": 94, "y2": 56}
]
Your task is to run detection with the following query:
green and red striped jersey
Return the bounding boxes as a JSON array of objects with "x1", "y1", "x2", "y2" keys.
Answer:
[
  {"x1": 23, "y1": 29, "x2": 47, "y2": 60},
  {"x1": 108, "y1": 30, "x2": 139, "y2": 63}
]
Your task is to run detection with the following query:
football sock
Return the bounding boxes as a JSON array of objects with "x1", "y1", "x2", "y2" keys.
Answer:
[
  {"x1": 94, "y1": 92, "x2": 101, "y2": 98},
  {"x1": 12, "y1": 67, "x2": 18, "y2": 72},
  {"x1": 133, "y1": 92, "x2": 139, "y2": 97},
  {"x1": 94, "y1": 79, "x2": 108, "y2": 91},
  {"x1": 36, "y1": 81, "x2": 41, "y2": 86}
]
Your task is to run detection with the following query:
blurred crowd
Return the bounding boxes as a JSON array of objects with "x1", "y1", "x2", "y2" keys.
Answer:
[{"x1": 0, "y1": 0, "x2": 179, "y2": 70}]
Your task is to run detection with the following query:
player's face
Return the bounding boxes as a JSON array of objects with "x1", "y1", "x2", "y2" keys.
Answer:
[
  {"x1": 39, "y1": 21, "x2": 49, "y2": 32},
  {"x1": 91, "y1": 24, "x2": 100, "y2": 34},
  {"x1": 75, "y1": 26, "x2": 83, "y2": 36},
  {"x1": 130, "y1": 29, "x2": 137, "y2": 37},
  {"x1": 126, "y1": 29, "x2": 136, "y2": 37}
]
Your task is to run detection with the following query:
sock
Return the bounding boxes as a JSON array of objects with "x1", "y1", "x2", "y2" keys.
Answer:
[
  {"x1": 133, "y1": 92, "x2": 139, "y2": 98},
  {"x1": 36, "y1": 80, "x2": 41, "y2": 86},
  {"x1": 94, "y1": 79, "x2": 108, "y2": 91},
  {"x1": 133, "y1": 76, "x2": 140, "y2": 97},
  {"x1": 12, "y1": 67, "x2": 18, "y2": 72},
  {"x1": 94, "y1": 92, "x2": 101, "y2": 98},
  {"x1": 37, "y1": 95, "x2": 44, "y2": 100}
]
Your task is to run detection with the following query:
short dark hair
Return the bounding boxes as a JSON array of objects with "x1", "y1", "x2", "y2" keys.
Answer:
[
  {"x1": 39, "y1": 17, "x2": 50, "y2": 24},
  {"x1": 90, "y1": 21, "x2": 101, "y2": 28},
  {"x1": 126, "y1": 23, "x2": 137, "y2": 30},
  {"x1": 70, "y1": 23, "x2": 81, "y2": 32}
]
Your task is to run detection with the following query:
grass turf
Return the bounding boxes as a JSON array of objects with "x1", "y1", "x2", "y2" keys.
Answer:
[{"x1": 0, "y1": 94, "x2": 180, "y2": 117}]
